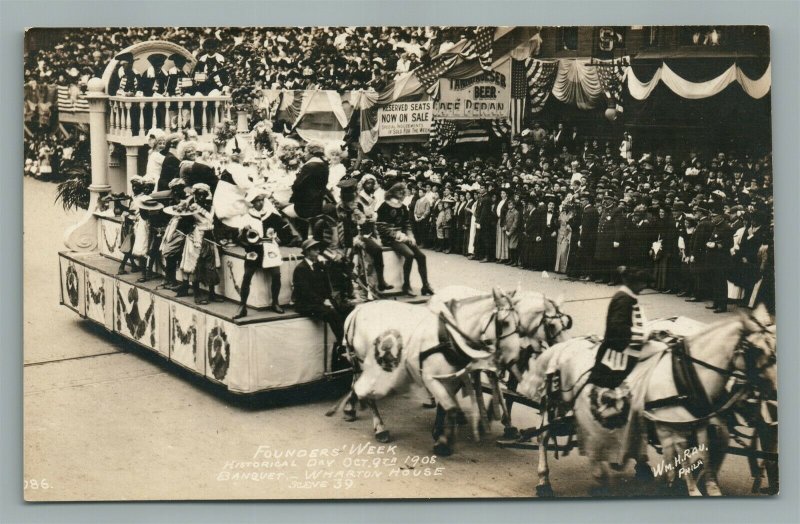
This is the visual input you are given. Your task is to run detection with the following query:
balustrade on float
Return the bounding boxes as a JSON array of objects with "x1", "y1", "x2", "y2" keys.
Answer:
[{"x1": 106, "y1": 94, "x2": 232, "y2": 142}]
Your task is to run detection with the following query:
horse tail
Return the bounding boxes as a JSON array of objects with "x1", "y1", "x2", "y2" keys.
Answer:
[{"x1": 343, "y1": 305, "x2": 361, "y2": 365}]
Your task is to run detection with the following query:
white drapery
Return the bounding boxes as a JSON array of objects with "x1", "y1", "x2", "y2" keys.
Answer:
[
  {"x1": 550, "y1": 59, "x2": 605, "y2": 110},
  {"x1": 626, "y1": 62, "x2": 771, "y2": 100}
]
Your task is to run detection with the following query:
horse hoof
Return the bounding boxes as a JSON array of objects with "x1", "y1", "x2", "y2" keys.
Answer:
[
  {"x1": 634, "y1": 463, "x2": 654, "y2": 482},
  {"x1": 343, "y1": 411, "x2": 357, "y2": 422},
  {"x1": 503, "y1": 426, "x2": 520, "y2": 440},
  {"x1": 375, "y1": 430, "x2": 391, "y2": 443},
  {"x1": 433, "y1": 443, "x2": 453, "y2": 457},
  {"x1": 535, "y1": 484, "x2": 554, "y2": 498}
]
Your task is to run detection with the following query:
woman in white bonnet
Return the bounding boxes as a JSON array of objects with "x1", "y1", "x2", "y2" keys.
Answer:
[
  {"x1": 144, "y1": 132, "x2": 167, "y2": 183},
  {"x1": 326, "y1": 142, "x2": 348, "y2": 202}
]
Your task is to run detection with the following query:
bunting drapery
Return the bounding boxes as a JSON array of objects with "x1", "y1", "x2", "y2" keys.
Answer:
[
  {"x1": 625, "y1": 62, "x2": 771, "y2": 100},
  {"x1": 524, "y1": 58, "x2": 558, "y2": 114},
  {"x1": 550, "y1": 59, "x2": 605, "y2": 110}
]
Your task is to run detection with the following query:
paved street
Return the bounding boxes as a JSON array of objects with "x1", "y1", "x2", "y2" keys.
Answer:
[{"x1": 23, "y1": 177, "x2": 759, "y2": 500}]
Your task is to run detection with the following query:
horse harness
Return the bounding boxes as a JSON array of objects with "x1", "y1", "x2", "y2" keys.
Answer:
[
  {"x1": 643, "y1": 324, "x2": 776, "y2": 427},
  {"x1": 419, "y1": 295, "x2": 520, "y2": 371}
]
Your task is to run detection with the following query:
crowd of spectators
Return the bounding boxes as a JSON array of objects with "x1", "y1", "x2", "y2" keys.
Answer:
[
  {"x1": 345, "y1": 124, "x2": 776, "y2": 314},
  {"x1": 24, "y1": 26, "x2": 483, "y2": 174}
]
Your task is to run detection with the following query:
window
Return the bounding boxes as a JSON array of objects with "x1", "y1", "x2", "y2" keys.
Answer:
[
  {"x1": 681, "y1": 26, "x2": 723, "y2": 46},
  {"x1": 558, "y1": 27, "x2": 578, "y2": 51},
  {"x1": 646, "y1": 26, "x2": 659, "y2": 47}
]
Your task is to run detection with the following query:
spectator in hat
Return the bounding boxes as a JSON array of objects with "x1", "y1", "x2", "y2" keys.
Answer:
[
  {"x1": 627, "y1": 204, "x2": 654, "y2": 271},
  {"x1": 686, "y1": 206, "x2": 713, "y2": 303},
  {"x1": 495, "y1": 187, "x2": 511, "y2": 263},
  {"x1": 576, "y1": 192, "x2": 599, "y2": 280},
  {"x1": 594, "y1": 193, "x2": 626, "y2": 285},
  {"x1": 504, "y1": 198, "x2": 521, "y2": 266},
  {"x1": 731, "y1": 210, "x2": 769, "y2": 304},
  {"x1": 436, "y1": 196, "x2": 454, "y2": 253},
  {"x1": 705, "y1": 201, "x2": 733, "y2": 313}
]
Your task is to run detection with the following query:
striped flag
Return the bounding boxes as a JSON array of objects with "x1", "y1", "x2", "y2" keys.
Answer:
[
  {"x1": 510, "y1": 59, "x2": 528, "y2": 136},
  {"x1": 597, "y1": 58, "x2": 627, "y2": 113},
  {"x1": 489, "y1": 119, "x2": 511, "y2": 139},
  {"x1": 57, "y1": 84, "x2": 89, "y2": 113},
  {"x1": 429, "y1": 118, "x2": 457, "y2": 150},
  {"x1": 474, "y1": 27, "x2": 494, "y2": 70},
  {"x1": 524, "y1": 59, "x2": 558, "y2": 114},
  {"x1": 414, "y1": 54, "x2": 459, "y2": 98}
]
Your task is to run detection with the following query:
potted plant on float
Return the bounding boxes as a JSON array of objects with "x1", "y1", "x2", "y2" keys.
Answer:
[{"x1": 212, "y1": 119, "x2": 237, "y2": 154}]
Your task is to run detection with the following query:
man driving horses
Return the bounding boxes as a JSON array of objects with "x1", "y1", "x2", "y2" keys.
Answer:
[{"x1": 587, "y1": 266, "x2": 651, "y2": 389}]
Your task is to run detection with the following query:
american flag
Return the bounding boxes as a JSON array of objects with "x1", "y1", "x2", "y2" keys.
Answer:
[
  {"x1": 510, "y1": 59, "x2": 528, "y2": 136},
  {"x1": 597, "y1": 58, "x2": 627, "y2": 113},
  {"x1": 429, "y1": 118, "x2": 458, "y2": 150},
  {"x1": 474, "y1": 27, "x2": 494, "y2": 70},
  {"x1": 414, "y1": 53, "x2": 459, "y2": 98},
  {"x1": 525, "y1": 58, "x2": 558, "y2": 114},
  {"x1": 489, "y1": 119, "x2": 511, "y2": 139}
]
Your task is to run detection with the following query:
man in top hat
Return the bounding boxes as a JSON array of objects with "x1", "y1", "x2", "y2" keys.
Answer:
[
  {"x1": 587, "y1": 266, "x2": 652, "y2": 390},
  {"x1": 292, "y1": 238, "x2": 346, "y2": 347},
  {"x1": 289, "y1": 141, "x2": 331, "y2": 236}
]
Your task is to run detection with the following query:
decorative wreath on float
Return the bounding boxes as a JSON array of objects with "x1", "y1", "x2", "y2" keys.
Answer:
[
  {"x1": 207, "y1": 325, "x2": 231, "y2": 380},
  {"x1": 65, "y1": 263, "x2": 79, "y2": 307}
]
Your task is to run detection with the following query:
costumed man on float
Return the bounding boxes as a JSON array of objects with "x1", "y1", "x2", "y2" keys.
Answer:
[
  {"x1": 334, "y1": 178, "x2": 381, "y2": 301},
  {"x1": 160, "y1": 178, "x2": 194, "y2": 290},
  {"x1": 232, "y1": 187, "x2": 290, "y2": 319},
  {"x1": 376, "y1": 182, "x2": 434, "y2": 297},
  {"x1": 193, "y1": 36, "x2": 229, "y2": 134},
  {"x1": 355, "y1": 174, "x2": 391, "y2": 291}
]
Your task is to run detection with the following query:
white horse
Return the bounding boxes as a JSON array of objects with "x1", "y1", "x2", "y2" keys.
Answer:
[
  {"x1": 328, "y1": 284, "x2": 573, "y2": 456},
  {"x1": 332, "y1": 287, "x2": 521, "y2": 456},
  {"x1": 517, "y1": 305, "x2": 777, "y2": 497},
  {"x1": 430, "y1": 285, "x2": 573, "y2": 439}
]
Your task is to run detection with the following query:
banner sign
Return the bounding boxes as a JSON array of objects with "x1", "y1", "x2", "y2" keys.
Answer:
[
  {"x1": 433, "y1": 60, "x2": 512, "y2": 120},
  {"x1": 377, "y1": 101, "x2": 433, "y2": 137}
]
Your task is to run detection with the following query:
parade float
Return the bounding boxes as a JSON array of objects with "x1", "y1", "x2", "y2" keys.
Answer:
[{"x1": 58, "y1": 41, "x2": 423, "y2": 396}]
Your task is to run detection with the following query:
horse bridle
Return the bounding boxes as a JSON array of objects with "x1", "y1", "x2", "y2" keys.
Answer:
[
  {"x1": 443, "y1": 294, "x2": 521, "y2": 356},
  {"x1": 523, "y1": 299, "x2": 573, "y2": 351},
  {"x1": 478, "y1": 295, "x2": 521, "y2": 350},
  {"x1": 676, "y1": 320, "x2": 777, "y2": 408}
]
